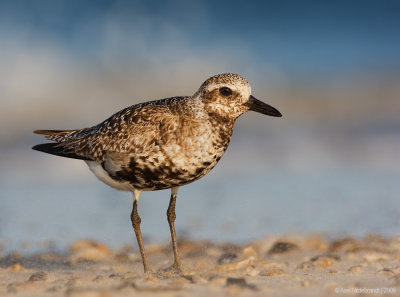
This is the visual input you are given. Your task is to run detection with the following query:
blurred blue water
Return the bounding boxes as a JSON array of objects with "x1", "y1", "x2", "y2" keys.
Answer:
[
  {"x1": 1, "y1": 127, "x2": 399, "y2": 253},
  {"x1": 1, "y1": 0, "x2": 399, "y2": 81}
]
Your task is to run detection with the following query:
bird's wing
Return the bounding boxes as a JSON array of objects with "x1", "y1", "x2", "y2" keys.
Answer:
[{"x1": 34, "y1": 102, "x2": 180, "y2": 162}]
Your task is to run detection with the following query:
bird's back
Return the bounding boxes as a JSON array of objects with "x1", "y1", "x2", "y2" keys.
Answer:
[{"x1": 33, "y1": 96, "x2": 234, "y2": 190}]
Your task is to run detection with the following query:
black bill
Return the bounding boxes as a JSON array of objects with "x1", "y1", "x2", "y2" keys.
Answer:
[{"x1": 244, "y1": 95, "x2": 282, "y2": 117}]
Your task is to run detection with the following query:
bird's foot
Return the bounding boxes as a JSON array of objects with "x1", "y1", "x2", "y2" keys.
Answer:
[
  {"x1": 157, "y1": 261, "x2": 184, "y2": 278},
  {"x1": 143, "y1": 267, "x2": 156, "y2": 279}
]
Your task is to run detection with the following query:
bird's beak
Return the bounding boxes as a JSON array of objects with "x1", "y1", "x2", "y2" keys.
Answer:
[{"x1": 244, "y1": 95, "x2": 282, "y2": 117}]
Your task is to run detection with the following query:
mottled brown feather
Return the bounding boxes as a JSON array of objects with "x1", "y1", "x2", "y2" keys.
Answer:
[{"x1": 32, "y1": 73, "x2": 275, "y2": 191}]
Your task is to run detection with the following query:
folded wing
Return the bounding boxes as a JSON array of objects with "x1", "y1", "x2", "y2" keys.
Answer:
[{"x1": 32, "y1": 102, "x2": 179, "y2": 162}]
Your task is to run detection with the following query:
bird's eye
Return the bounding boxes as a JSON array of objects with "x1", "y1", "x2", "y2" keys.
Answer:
[{"x1": 219, "y1": 87, "x2": 232, "y2": 97}]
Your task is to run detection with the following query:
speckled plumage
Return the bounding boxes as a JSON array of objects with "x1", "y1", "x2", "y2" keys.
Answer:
[
  {"x1": 35, "y1": 74, "x2": 268, "y2": 191},
  {"x1": 33, "y1": 73, "x2": 282, "y2": 274}
]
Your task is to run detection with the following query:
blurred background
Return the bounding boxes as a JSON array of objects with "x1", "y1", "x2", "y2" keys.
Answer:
[{"x1": 0, "y1": 0, "x2": 399, "y2": 253}]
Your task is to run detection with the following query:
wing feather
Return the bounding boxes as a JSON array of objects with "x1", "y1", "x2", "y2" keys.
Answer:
[{"x1": 33, "y1": 99, "x2": 183, "y2": 162}]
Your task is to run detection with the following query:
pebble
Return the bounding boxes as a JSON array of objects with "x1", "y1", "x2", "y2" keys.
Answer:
[
  {"x1": 242, "y1": 246, "x2": 258, "y2": 258},
  {"x1": 377, "y1": 268, "x2": 394, "y2": 275},
  {"x1": 69, "y1": 239, "x2": 110, "y2": 253},
  {"x1": 259, "y1": 268, "x2": 287, "y2": 276},
  {"x1": 226, "y1": 277, "x2": 247, "y2": 286},
  {"x1": 109, "y1": 273, "x2": 123, "y2": 279},
  {"x1": 93, "y1": 275, "x2": 105, "y2": 283},
  {"x1": 8, "y1": 263, "x2": 25, "y2": 272},
  {"x1": 303, "y1": 236, "x2": 328, "y2": 251},
  {"x1": 261, "y1": 261, "x2": 285, "y2": 268},
  {"x1": 69, "y1": 239, "x2": 111, "y2": 263},
  {"x1": 348, "y1": 265, "x2": 363, "y2": 273},
  {"x1": 343, "y1": 252, "x2": 360, "y2": 261},
  {"x1": 297, "y1": 261, "x2": 315, "y2": 270},
  {"x1": 268, "y1": 241, "x2": 299, "y2": 254},
  {"x1": 114, "y1": 251, "x2": 130, "y2": 262},
  {"x1": 29, "y1": 271, "x2": 48, "y2": 281},
  {"x1": 363, "y1": 252, "x2": 389, "y2": 262},
  {"x1": 217, "y1": 252, "x2": 237, "y2": 265},
  {"x1": 121, "y1": 272, "x2": 138, "y2": 280},
  {"x1": 225, "y1": 277, "x2": 257, "y2": 290},
  {"x1": 311, "y1": 255, "x2": 340, "y2": 268},
  {"x1": 213, "y1": 256, "x2": 255, "y2": 271},
  {"x1": 329, "y1": 238, "x2": 362, "y2": 253}
]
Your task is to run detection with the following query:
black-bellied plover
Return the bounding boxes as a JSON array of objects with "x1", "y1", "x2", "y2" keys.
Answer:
[{"x1": 33, "y1": 73, "x2": 282, "y2": 275}]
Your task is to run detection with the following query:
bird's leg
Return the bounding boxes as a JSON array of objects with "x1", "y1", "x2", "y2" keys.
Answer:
[
  {"x1": 131, "y1": 190, "x2": 152, "y2": 275},
  {"x1": 166, "y1": 187, "x2": 183, "y2": 273}
]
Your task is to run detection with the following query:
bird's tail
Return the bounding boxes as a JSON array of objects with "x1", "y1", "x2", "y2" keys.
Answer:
[
  {"x1": 32, "y1": 142, "x2": 91, "y2": 160},
  {"x1": 34, "y1": 129, "x2": 77, "y2": 142},
  {"x1": 33, "y1": 129, "x2": 92, "y2": 160}
]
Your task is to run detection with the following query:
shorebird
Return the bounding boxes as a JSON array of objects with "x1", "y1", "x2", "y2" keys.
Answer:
[{"x1": 33, "y1": 73, "x2": 282, "y2": 275}]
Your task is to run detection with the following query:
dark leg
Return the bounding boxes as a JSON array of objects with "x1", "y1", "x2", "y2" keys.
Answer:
[
  {"x1": 167, "y1": 187, "x2": 183, "y2": 273},
  {"x1": 131, "y1": 190, "x2": 152, "y2": 275}
]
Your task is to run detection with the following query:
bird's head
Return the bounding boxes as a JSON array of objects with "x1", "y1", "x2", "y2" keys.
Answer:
[{"x1": 195, "y1": 73, "x2": 282, "y2": 120}]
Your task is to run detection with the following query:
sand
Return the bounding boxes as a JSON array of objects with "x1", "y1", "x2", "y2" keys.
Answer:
[{"x1": 1, "y1": 235, "x2": 399, "y2": 296}]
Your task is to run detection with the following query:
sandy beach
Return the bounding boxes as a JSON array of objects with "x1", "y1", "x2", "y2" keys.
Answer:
[{"x1": 1, "y1": 234, "x2": 399, "y2": 297}]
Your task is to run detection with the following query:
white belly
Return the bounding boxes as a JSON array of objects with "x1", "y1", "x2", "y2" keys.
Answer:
[{"x1": 85, "y1": 161, "x2": 135, "y2": 191}]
